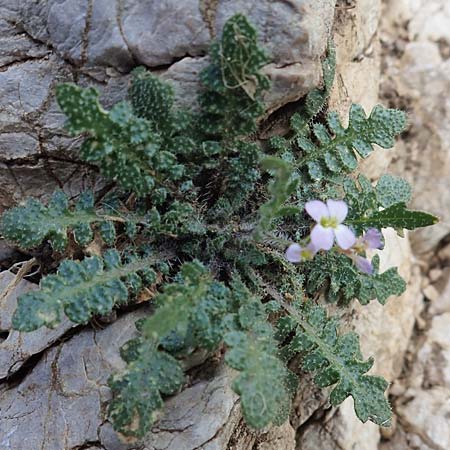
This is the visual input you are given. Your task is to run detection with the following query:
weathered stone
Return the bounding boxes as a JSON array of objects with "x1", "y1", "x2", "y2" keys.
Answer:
[
  {"x1": 408, "y1": 313, "x2": 450, "y2": 390},
  {"x1": 396, "y1": 387, "x2": 450, "y2": 450},
  {"x1": 0, "y1": 302, "x2": 293, "y2": 450},
  {"x1": 0, "y1": 0, "x2": 335, "y2": 210},
  {"x1": 381, "y1": 13, "x2": 450, "y2": 253},
  {"x1": 355, "y1": 230, "x2": 423, "y2": 381},
  {"x1": 0, "y1": 270, "x2": 73, "y2": 379},
  {"x1": 0, "y1": 310, "x2": 144, "y2": 450},
  {"x1": 298, "y1": 399, "x2": 380, "y2": 450},
  {"x1": 429, "y1": 267, "x2": 450, "y2": 315},
  {"x1": 407, "y1": 0, "x2": 450, "y2": 45}
]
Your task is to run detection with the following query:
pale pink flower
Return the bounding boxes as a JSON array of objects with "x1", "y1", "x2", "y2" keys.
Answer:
[
  {"x1": 354, "y1": 256, "x2": 374, "y2": 275},
  {"x1": 285, "y1": 242, "x2": 317, "y2": 263},
  {"x1": 305, "y1": 199, "x2": 356, "y2": 251}
]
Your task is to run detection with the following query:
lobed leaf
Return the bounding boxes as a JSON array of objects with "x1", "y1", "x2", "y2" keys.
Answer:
[
  {"x1": 199, "y1": 14, "x2": 270, "y2": 137},
  {"x1": 224, "y1": 281, "x2": 292, "y2": 428},
  {"x1": 297, "y1": 105, "x2": 407, "y2": 180},
  {"x1": 280, "y1": 301, "x2": 392, "y2": 426},
  {"x1": 108, "y1": 345, "x2": 184, "y2": 438},
  {"x1": 12, "y1": 250, "x2": 162, "y2": 331},
  {"x1": 0, "y1": 190, "x2": 114, "y2": 250},
  {"x1": 255, "y1": 157, "x2": 299, "y2": 238},
  {"x1": 306, "y1": 252, "x2": 406, "y2": 305},
  {"x1": 57, "y1": 84, "x2": 172, "y2": 196},
  {"x1": 347, "y1": 202, "x2": 438, "y2": 231}
]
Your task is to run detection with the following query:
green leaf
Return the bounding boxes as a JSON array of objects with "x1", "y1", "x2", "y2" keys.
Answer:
[
  {"x1": 347, "y1": 202, "x2": 438, "y2": 230},
  {"x1": 255, "y1": 157, "x2": 299, "y2": 237},
  {"x1": 225, "y1": 323, "x2": 292, "y2": 429},
  {"x1": 224, "y1": 283, "x2": 292, "y2": 428},
  {"x1": 0, "y1": 190, "x2": 114, "y2": 250},
  {"x1": 108, "y1": 345, "x2": 184, "y2": 438},
  {"x1": 57, "y1": 84, "x2": 167, "y2": 196},
  {"x1": 199, "y1": 14, "x2": 270, "y2": 137},
  {"x1": 279, "y1": 301, "x2": 392, "y2": 427},
  {"x1": 297, "y1": 105, "x2": 407, "y2": 179},
  {"x1": 306, "y1": 251, "x2": 406, "y2": 305},
  {"x1": 12, "y1": 251, "x2": 162, "y2": 331},
  {"x1": 375, "y1": 175, "x2": 411, "y2": 208},
  {"x1": 110, "y1": 264, "x2": 233, "y2": 437},
  {"x1": 129, "y1": 67, "x2": 174, "y2": 129}
]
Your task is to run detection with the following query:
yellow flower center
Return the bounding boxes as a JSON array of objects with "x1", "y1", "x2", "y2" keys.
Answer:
[
  {"x1": 301, "y1": 249, "x2": 314, "y2": 260},
  {"x1": 320, "y1": 216, "x2": 339, "y2": 228}
]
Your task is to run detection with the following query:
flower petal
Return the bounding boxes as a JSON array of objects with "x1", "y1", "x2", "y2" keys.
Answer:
[
  {"x1": 355, "y1": 256, "x2": 374, "y2": 275},
  {"x1": 305, "y1": 200, "x2": 329, "y2": 222},
  {"x1": 306, "y1": 242, "x2": 318, "y2": 255},
  {"x1": 335, "y1": 224, "x2": 356, "y2": 250},
  {"x1": 326, "y1": 199, "x2": 348, "y2": 223},
  {"x1": 364, "y1": 228, "x2": 384, "y2": 250},
  {"x1": 311, "y1": 224, "x2": 334, "y2": 250},
  {"x1": 285, "y1": 243, "x2": 303, "y2": 263}
]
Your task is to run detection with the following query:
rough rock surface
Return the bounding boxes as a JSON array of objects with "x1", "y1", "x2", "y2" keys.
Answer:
[
  {"x1": 0, "y1": 0, "x2": 335, "y2": 210},
  {"x1": 381, "y1": 0, "x2": 450, "y2": 254},
  {"x1": 0, "y1": 270, "x2": 73, "y2": 380},
  {"x1": 0, "y1": 1, "x2": 443, "y2": 450},
  {"x1": 377, "y1": 1, "x2": 450, "y2": 449}
]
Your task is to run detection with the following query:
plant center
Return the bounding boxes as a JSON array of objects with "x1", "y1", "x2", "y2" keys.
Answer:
[{"x1": 320, "y1": 216, "x2": 339, "y2": 228}]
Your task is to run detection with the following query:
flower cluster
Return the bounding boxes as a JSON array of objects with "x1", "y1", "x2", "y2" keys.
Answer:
[{"x1": 286, "y1": 199, "x2": 383, "y2": 274}]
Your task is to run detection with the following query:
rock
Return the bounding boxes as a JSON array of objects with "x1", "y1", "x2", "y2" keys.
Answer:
[
  {"x1": 407, "y1": 0, "x2": 450, "y2": 45},
  {"x1": 141, "y1": 367, "x2": 239, "y2": 450},
  {"x1": 409, "y1": 313, "x2": 450, "y2": 389},
  {"x1": 0, "y1": 270, "x2": 73, "y2": 379},
  {"x1": 429, "y1": 267, "x2": 450, "y2": 315},
  {"x1": 0, "y1": 304, "x2": 293, "y2": 450},
  {"x1": 422, "y1": 284, "x2": 440, "y2": 303},
  {"x1": 382, "y1": 311, "x2": 450, "y2": 450},
  {"x1": 396, "y1": 387, "x2": 450, "y2": 450},
  {"x1": 297, "y1": 399, "x2": 380, "y2": 450},
  {"x1": 0, "y1": 310, "x2": 144, "y2": 450},
  {"x1": 428, "y1": 268, "x2": 442, "y2": 282},
  {"x1": 380, "y1": 18, "x2": 450, "y2": 253},
  {"x1": 353, "y1": 230, "x2": 424, "y2": 382},
  {"x1": 438, "y1": 244, "x2": 450, "y2": 262},
  {"x1": 0, "y1": 0, "x2": 335, "y2": 209}
]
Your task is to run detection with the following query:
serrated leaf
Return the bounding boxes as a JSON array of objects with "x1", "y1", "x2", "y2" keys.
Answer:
[
  {"x1": 0, "y1": 190, "x2": 113, "y2": 250},
  {"x1": 12, "y1": 251, "x2": 160, "y2": 331},
  {"x1": 199, "y1": 14, "x2": 269, "y2": 138},
  {"x1": 347, "y1": 202, "x2": 438, "y2": 231},
  {"x1": 225, "y1": 318, "x2": 291, "y2": 428},
  {"x1": 375, "y1": 175, "x2": 412, "y2": 208},
  {"x1": 57, "y1": 84, "x2": 166, "y2": 196},
  {"x1": 108, "y1": 346, "x2": 184, "y2": 438},
  {"x1": 279, "y1": 301, "x2": 392, "y2": 427},
  {"x1": 256, "y1": 157, "x2": 297, "y2": 236},
  {"x1": 298, "y1": 105, "x2": 407, "y2": 178},
  {"x1": 306, "y1": 251, "x2": 406, "y2": 305},
  {"x1": 129, "y1": 67, "x2": 174, "y2": 128}
]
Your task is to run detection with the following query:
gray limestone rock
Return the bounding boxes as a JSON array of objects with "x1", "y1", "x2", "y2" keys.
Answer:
[
  {"x1": 0, "y1": 0, "x2": 335, "y2": 209},
  {"x1": 0, "y1": 270, "x2": 73, "y2": 380}
]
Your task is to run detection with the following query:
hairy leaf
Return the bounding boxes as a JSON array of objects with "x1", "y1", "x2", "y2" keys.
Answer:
[
  {"x1": 307, "y1": 252, "x2": 406, "y2": 305},
  {"x1": 255, "y1": 157, "x2": 299, "y2": 238},
  {"x1": 225, "y1": 280, "x2": 292, "y2": 428},
  {"x1": 12, "y1": 250, "x2": 163, "y2": 331},
  {"x1": 57, "y1": 84, "x2": 182, "y2": 196},
  {"x1": 199, "y1": 14, "x2": 270, "y2": 137},
  {"x1": 108, "y1": 345, "x2": 184, "y2": 438},
  {"x1": 0, "y1": 190, "x2": 114, "y2": 250},
  {"x1": 375, "y1": 174, "x2": 411, "y2": 208},
  {"x1": 280, "y1": 300, "x2": 392, "y2": 426},
  {"x1": 297, "y1": 105, "x2": 407, "y2": 180}
]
